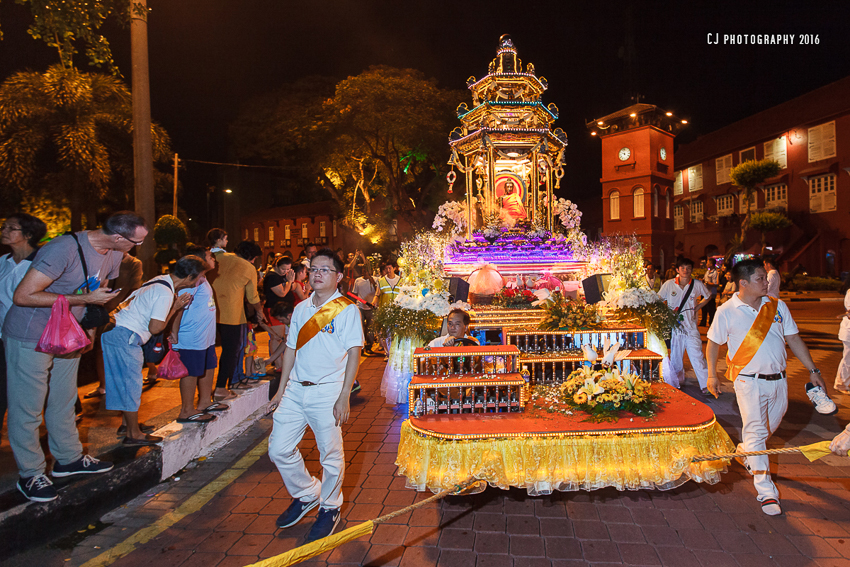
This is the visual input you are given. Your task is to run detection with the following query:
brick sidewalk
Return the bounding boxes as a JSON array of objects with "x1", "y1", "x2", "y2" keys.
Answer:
[{"x1": 46, "y1": 343, "x2": 849, "y2": 567}]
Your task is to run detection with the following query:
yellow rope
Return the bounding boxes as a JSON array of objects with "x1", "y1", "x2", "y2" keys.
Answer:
[
  {"x1": 243, "y1": 477, "x2": 482, "y2": 567},
  {"x1": 691, "y1": 441, "x2": 834, "y2": 463}
]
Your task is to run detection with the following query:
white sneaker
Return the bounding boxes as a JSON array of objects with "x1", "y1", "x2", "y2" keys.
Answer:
[
  {"x1": 761, "y1": 498, "x2": 782, "y2": 516},
  {"x1": 807, "y1": 385, "x2": 838, "y2": 415}
]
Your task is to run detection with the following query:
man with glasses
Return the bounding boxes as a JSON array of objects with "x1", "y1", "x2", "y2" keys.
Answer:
[
  {"x1": 269, "y1": 248, "x2": 363, "y2": 543},
  {"x1": 3, "y1": 211, "x2": 147, "y2": 502}
]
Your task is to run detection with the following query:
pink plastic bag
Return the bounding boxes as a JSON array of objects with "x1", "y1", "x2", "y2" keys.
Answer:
[
  {"x1": 35, "y1": 295, "x2": 91, "y2": 355},
  {"x1": 157, "y1": 345, "x2": 188, "y2": 380}
]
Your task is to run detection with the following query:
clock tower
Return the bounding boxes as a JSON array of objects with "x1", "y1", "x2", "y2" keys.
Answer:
[{"x1": 587, "y1": 104, "x2": 687, "y2": 268}]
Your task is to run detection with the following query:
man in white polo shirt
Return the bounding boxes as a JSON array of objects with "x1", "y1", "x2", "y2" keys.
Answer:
[
  {"x1": 269, "y1": 248, "x2": 363, "y2": 543},
  {"x1": 706, "y1": 258, "x2": 829, "y2": 516}
]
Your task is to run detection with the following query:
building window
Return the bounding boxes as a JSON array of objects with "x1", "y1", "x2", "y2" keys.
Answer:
[
  {"x1": 253, "y1": 228, "x2": 259, "y2": 242},
  {"x1": 716, "y1": 194, "x2": 735, "y2": 217},
  {"x1": 633, "y1": 187, "x2": 645, "y2": 218},
  {"x1": 268, "y1": 226, "x2": 274, "y2": 242},
  {"x1": 808, "y1": 121, "x2": 836, "y2": 162},
  {"x1": 674, "y1": 205, "x2": 684, "y2": 230},
  {"x1": 609, "y1": 190, "x2": 620, "y2": 220},
  {"x1": 739, "y1": 191, "x2": 758, "y2": 214},
  {"x1": 740, "y1": 147, "x2": 756, "y2": 163},
  {"x1": 652, "y1": 186, "x2": 659, "y2": 217},
  {"x1": 301, "y1": 222, "x2": 308, "y2": 239},
  {"x1": 665, "y1": 191, "x2": 671, "y2": 218},
  {"x1": 319, "y1": 221, "x2": 326, "y2": 238},
  {"x1": 688, "y1": 165, "x2": 703, "y2": 192},
  {"x1": 764, "y1": 137, "x2": 787, "y2": 169},
  {"x1": 284, "y1": 224, "x2": 291, "y2": 240},
  {"x1": 764, "y1": 184, "x2": 788, "y2": 209},
  {"x1": 715, "y1": 154, "x2": 733, "y2": 185},
  {"x1": 690, "y1": 200, "x2": 704, "y2": 223},
  {"x1": 809, "y1": 174, "x2": 837, "y2": 213},
  {"x1": 674, "y1": 172, "x2": 683, "y2": 195}
]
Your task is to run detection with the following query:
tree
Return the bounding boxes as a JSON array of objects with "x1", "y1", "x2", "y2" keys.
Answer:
[
  {"x1": 153, "y1": 214, "x2": 187, "y2": 266},
  {"x1": 730, "y1": 158, "x2": 782, "y2": 245},
  {"x1": 0, "y1": 64, "x2": 171, "y2": 231},
  {"x1": 0, "y1": 0, "x2": 133, "y2": 72},
  {"x1": 749, "y1": 211, "x2": 793, "y2": 255},
  {"x1": 231, "y1": 67, "x2": 463, "y2": 234}
]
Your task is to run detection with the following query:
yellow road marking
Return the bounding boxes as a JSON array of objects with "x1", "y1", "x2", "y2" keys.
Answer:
[{"x1": 80, "y1": 438, "x2": 270, "y2": 567}]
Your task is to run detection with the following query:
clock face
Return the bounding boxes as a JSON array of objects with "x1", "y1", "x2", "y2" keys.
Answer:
[
  {"x1": 659, "y1": 147, "x2": 667, "y2": 161},
  {"x1": 618, "y1": 147, "x2": 631, "y2": 161}
]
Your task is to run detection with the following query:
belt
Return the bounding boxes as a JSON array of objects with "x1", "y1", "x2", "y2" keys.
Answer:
[
  {"x1": 738, "y1": 371, "x2": 785, "y2": 381},
  {"x1": 296, "y1": 381, "x2": 319, "y2": 387}
]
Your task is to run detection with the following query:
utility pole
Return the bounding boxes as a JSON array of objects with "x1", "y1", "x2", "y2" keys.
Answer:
[
  {"x1": 131, "y1": 0, "x2": 157, "y2": 277},
  {"x1": 173, "y1": 153, "x2": 179, "y2": 217}
]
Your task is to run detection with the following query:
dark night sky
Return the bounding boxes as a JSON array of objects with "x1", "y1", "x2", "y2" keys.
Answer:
[{"x1": 2, "y1": 0, "x2": 850, "y2": 228}]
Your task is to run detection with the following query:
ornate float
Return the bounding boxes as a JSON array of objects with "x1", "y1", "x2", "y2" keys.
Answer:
[{"x1": 382, "y1": 37, "x2": 733, "y2": 493}]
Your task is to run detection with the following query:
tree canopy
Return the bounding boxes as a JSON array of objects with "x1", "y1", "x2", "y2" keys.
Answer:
[
  {"x1": 0, "y1": 64, "x2": 172, "y2": 230},
  {"x1": 730, "y1": 158, "x2": 782, "y2": 244},
  {"x1": 231, "y1": 66, "x2": 464, "y2": 236}
]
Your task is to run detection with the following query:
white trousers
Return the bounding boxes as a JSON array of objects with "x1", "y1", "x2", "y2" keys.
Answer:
[
  {"x1": 269, "y1": 380, "x2": 345, "y2": 509},
  {"x1": 662, "y1": 331, "x2": 708, "y2": 388},
  {"x1": 836, "y1": 340, "x2": 850, "y2": 391},
  {"x1": 733, "y1": 375, "x2": 788, "y2": 502}
]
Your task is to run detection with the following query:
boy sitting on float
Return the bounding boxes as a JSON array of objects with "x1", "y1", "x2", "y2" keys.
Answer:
[{"x1": 428, "y1": 308, "x2": 480, "y2": 348}]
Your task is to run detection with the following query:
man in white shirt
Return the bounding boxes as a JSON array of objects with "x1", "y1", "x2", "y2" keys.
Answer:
[
  {"x1": 269, "y1": 249, "x2": 363, "y2": 543},
  {"x1": 102, "y1": 256, "x2": 203, "y2": 445},
  {"x1": 428, "y1": 309, "x2": 480, "y2": 348},
  {"x1": 764, "y1": 256, "x2": 780, "y2": 299},
  {"x1": 658, "y1": 257, "x2": 715, "y2": 392},
  {"x1": 706, "y1": 259, "x2": 828, "y2": 516}
]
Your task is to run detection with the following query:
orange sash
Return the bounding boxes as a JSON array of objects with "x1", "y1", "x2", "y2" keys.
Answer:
[
  {"x1": 295, "y1": 296, "x2": 353, "y2": 351},
  {"x1": 725, "y1": 297, "x2": 779, "y2": 380}
]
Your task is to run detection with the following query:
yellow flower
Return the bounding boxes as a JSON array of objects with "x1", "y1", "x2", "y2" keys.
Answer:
[{"x1": 573, "y1": 392, "x2": 588, "y2": 404}]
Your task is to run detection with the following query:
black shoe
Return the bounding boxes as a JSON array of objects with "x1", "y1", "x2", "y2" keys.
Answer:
[
  {"x1": 276, "y1": 498, "x2": 319, "y2": 528},
  {"x1": 306, "y1": 507, "x2": 341, "y2": 543},
  {"x1": 52, "y1": 455, "x2": 113, "y2": 477},
  {"x1": 18, "y1": 474, "x2": 57, "y2": 502}
]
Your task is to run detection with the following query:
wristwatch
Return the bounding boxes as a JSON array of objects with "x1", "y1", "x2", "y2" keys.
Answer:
[{"x1": 810, "y1": 368, "x2": 821, "y2": 374}]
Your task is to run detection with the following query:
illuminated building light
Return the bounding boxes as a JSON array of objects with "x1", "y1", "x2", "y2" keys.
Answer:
[
  {"x1": 666, "y1": 112, "x2": 673, "y2": 116},
  {"x1": 629, "y1": 113, "x2": 637, "y2": 117}
]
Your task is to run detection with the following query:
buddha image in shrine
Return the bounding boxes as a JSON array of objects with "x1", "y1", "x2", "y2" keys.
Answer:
[{"x1": 496, "y1": 177, "x2": 527, "y2": 220}]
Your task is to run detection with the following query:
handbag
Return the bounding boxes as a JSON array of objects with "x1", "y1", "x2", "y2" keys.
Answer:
[
  {"x1": 35, "y1": 295, "x2": 92, "y2": 355},
  {"x1": 157, "y1": 344, "x2": 189, "y2": 379},
  {"x1": 71, "y1": 233, "x2": 112, "y2": 329},
  {"x1": 136, "y1": 279, "x2": 175, "y2": 364}
]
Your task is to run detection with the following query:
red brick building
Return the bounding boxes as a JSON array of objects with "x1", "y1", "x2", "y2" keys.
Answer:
[
  {"x1": 672, "y1": 76, "x2": 850, "y2": 276},
  {"x1": 587, "y1": 104, "x2": 687, "y2": 269}
]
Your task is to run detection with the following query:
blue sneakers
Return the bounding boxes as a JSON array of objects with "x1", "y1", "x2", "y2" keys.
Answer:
[
  {"x1": 52, "y1": 455, "x2": 114, "y2": 477},
  {"x1": 276, "y1": 498, "x2": 319, "y2": 528},
  {"x1": 18, "y1": 474, "x2": 58, "y2": 502},
  {"x1": 306, "y1": 507, "x2": 341, "y2": 543}
]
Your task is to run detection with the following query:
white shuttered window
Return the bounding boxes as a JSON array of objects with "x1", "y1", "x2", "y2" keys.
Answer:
[
  {"x1": 688, "y1": 165, "x2": 703, "y2": 192},
  {"x1": 764, "y1": 137, "x2": 787, "y2": 169},
  {"x1": 808, "y1": 121, "x2": 837, "y2": 162},
  {"x1": 809, "y1": 174, "x2": 837, "y2": 213},
  {"x1": 715, "y1": 154, "x2": 733, "y2": 184}
]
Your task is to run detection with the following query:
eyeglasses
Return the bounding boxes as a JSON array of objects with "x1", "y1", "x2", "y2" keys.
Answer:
[
  {"x1": 308, "y1": 267, "x2": 338, "y2": 275},
  {"x1": 120, "y1": 234, "x2": 145, "y2": 246},
  {"x1": 1, "y1": 224, "x2": 22, "y2": 232}
]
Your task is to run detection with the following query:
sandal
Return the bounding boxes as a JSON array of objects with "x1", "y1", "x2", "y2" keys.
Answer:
[
  {"x1": 84, "y1": 388, "x2": 105, "y2": 399},
  {"x1": 116, "y1": 423, "x2": 155, "y2": 437},
  {"x1": 177, "y1": 413, "x2": 216, "y2": 423},
  {"x1": 202, "y1": 403, "x2": 229, "y2": 412},
  {"x1": 123, "y1": 434, "x2": 163, "y2": 447},
  {"x1": 214, "y1": 390, "x2": 238, "y2": 402}
]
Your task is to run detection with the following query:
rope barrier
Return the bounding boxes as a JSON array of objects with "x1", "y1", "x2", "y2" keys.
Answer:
[
  {"x1": 691, "y1": 441, "x2": 835, "y2": 463},
  {"x1": 243, "y1": 477, "x2": 483, "y2": 567}
]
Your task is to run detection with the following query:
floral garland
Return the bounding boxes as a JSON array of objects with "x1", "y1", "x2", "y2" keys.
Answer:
[
  {"x1": 373, "y1": 302, "x2": 441, "y2": 343},
  {"x1": 531, "y1": 366, "x2": 661, "y2": 423},
  {"x1": 493, "y1": 288, "x2": 536, "y2": 308}
]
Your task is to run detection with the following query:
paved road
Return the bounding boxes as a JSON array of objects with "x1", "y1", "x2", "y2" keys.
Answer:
[{"x1": 3, "y1": 300, "x2": 850, "y2": 567}]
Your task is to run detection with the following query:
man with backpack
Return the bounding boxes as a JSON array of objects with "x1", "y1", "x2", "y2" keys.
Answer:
[
  {"x1": 4, "y1": 212, "x2": 146, "y2": 502},
  {"x1": 101, "y1": 255, "x2": 205, "y2": 446}
]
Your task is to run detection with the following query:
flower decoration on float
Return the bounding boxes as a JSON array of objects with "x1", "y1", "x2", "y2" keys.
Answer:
[
  {"x1": 531, "y1": 366, "x2": 661, "y2": 423},
  {"x1": 432, "y1": 200, "x2": 468, "y2": 236},
  {"x1": 493, "y1": 287, "x2": 536, "y2": 308},
  {"x1": 538, "y1": 293, "x2": 601, "y2": 331}
]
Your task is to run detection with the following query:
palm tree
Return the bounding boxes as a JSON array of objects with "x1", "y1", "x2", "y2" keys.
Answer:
[{"x1": 0, "y1": 64, "x2": 170, "y2": 230}]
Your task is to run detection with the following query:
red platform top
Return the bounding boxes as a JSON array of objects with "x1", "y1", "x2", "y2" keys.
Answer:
[
  {"x1": 408, "y1": 383, "x2": 715, "y2": 440},
  {"x1": 414, "y1": 345, "x2": 520, "y2": 358},
  {"x1": 410, "y1": 373, "x2": 526, "y2": 388}
]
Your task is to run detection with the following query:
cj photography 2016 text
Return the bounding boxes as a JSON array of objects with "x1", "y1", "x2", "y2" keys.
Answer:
[{"x1": 707, "y1": 33, "x2": 819, "y2": 45}]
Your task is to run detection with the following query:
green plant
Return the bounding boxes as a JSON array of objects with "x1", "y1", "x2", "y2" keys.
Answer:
[
  {"x1": 153, "y1": 215, "x2": 188, "y2": 248},
  {"x1": 749, "y1": 211, "x2": 793, "y2": 253},
  {"x1": 730, "y1": 159, "x2": 781, "y2": 243}
]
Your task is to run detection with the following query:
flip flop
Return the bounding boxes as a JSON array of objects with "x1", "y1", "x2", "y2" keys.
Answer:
[
  {"x1": 214, "y1": 391, "x2": 238, "y2": 402},
  {"x1": 203, "y1": 403, "x2": 229, "y2": 412},
  {"x1": 177, "y1": 413, "x2": 216, "y2": 423},
  {"x1": 84, "y1": 388, "x2": 105, "y2": 399}
]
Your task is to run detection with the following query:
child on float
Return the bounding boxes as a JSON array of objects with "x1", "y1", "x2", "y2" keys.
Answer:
[{"x1": 428, "y1": 308, "x2": 480, "y2": 348}]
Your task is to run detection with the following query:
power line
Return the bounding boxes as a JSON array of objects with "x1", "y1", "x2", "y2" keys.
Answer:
[{"x1": 180, "y1": 158, "x2": 302, "y2": 170}]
